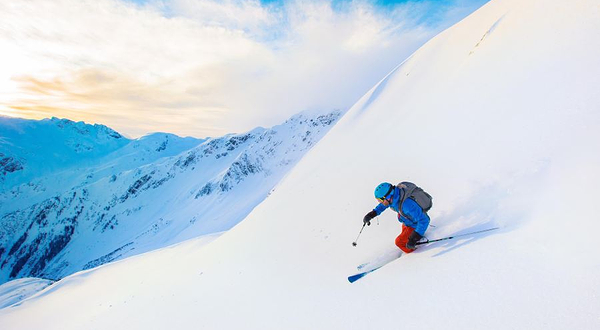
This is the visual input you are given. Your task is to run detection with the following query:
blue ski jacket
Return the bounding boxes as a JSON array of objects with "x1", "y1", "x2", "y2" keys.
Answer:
[{"x1": 373, "y1": 186, "x2": 430, "y2": 235}]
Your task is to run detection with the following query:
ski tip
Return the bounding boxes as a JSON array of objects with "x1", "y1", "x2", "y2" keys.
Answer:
[{"x1": 348, "y1": 273, "x2": 367, "y2": 283}]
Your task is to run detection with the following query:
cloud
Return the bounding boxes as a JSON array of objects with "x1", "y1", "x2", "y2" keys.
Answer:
[
  {"x1": 165, "y1": 0, "x2": 277, "y2": 35},
  {"x1": 10, "y1": 68, "x2": 230, "y2": 137},
  {"x1": 0, "y1": 0, "x2": 487, "y2": 137}
]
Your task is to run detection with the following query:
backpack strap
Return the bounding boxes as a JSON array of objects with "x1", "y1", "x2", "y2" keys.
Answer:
[{"x1": 397, "y1": 182, "x2": 416, "y2": 220}]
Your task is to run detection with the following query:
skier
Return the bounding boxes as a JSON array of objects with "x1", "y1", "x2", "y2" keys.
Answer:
[{"x1": 363, "y1": 182, "x2": 431, "y2": 253}]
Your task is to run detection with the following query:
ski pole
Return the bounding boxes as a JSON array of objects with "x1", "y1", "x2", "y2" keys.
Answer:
[
  {"x1": 416, "y1": 227, "x2": 499, "y2": 246},
  {"x1": 352, "y1": 223, "x2": 366, "y2": 247}
]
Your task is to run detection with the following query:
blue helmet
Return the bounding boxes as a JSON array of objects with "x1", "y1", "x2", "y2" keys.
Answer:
[{"x1": 374, "y1": 182, "x2": 394, "y2": 199}]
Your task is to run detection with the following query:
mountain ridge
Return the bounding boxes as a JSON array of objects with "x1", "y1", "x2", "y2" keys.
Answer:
[{"x1": 0, "y1": 109, "x2": 343, "y2": 284}]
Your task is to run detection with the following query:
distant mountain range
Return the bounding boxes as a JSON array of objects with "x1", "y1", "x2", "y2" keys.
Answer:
[{"x1": 0, "y1": 110, "x2": 342, "y2": 283}]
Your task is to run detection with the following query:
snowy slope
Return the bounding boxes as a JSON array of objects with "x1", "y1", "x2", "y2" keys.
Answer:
[
  {"x1": 1, "y1": 0, "x2": 599, "y2": 328},
  {"x1": 0, "y1": 110, "x2": 342, "y2": 284},
  {"x1": 0, "y1": 278, "x2": 53, "y2": 309}
]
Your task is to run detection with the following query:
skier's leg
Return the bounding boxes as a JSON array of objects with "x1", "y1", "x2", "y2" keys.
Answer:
[{"x1": 395, "y1": 225, "x2": 416, "y2": 253}]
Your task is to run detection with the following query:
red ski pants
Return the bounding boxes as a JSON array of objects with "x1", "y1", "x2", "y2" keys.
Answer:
[{"x1": 395, "y1": 224, "x2": 416, "y2": 253}]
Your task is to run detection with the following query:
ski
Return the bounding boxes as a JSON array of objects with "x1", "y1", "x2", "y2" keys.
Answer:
[
  {"x1": 348, "y1": 250, "x2": 403, "y2": 283},
  {"x1": 415, "y1": 227, "x2": 499, "y2": 246},
  {"x1": 348, "y1": 265, "x2": 385, "y2": 283},
  {"x1": 348, "y1": 227, "x2": 499, "y2": 283}
]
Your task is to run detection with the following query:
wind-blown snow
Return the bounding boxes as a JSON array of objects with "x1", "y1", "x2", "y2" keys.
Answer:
[{"x1": 1, "y1": 0, "x2": 599, "y2": 328}]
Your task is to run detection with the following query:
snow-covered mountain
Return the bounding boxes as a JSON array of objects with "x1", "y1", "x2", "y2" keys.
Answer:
[
  {"x1": 0, "y1": 110, "x2": 342, "y2": 284},
  {"x1": 1, "y1": 0, "x2": 599, "y2": 328},
  {"x1": 0, "y1": 116, "x2": 205, "y2": 208},
  {"x1": 0, "y1": 117, "x2": 129, "y2": 188}
]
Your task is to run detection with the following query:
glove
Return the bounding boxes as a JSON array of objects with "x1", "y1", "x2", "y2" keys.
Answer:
[
  {"x1": 406, "y1": 231, "x2": 423, "y2": 250},
  {"x1": 363, "y1": 210, "x2": 377, "y2": 226}
]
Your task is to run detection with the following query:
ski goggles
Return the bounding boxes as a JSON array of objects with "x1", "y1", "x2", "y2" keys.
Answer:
[
  {"x1": 377, "y1": 185, "x2": 394, "y2": 202},
  {"x1": 377, "y1": 195, "x2": 391, "y2": 203}
]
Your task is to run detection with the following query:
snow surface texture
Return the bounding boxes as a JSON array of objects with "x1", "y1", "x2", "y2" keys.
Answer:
[
  {"x1": 1, "y1": 0, "x2": 600, "y2": 328},
  {"x1": 0, "y1": 278, "x2": 53, "y2": 309},
  {"x1": 0, "y1": 110, "x2": 342, "y2": 283}
]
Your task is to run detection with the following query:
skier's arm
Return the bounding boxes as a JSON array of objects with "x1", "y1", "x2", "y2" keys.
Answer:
[{"x1": 373, "y1": 203, "x2": 389, "y2": 215}]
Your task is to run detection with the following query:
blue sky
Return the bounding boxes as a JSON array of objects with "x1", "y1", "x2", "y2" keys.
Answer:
[
  {"x1": 127, "y1": 0, "x2": 488, "y2": 26},
  {"x1": 0, "y1": 0, "x2": 489, "y2": 138}
]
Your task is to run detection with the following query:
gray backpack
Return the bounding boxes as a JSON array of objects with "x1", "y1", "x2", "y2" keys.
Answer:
[{"x1": 397, "y1": 182, "x2": 433, "y2": 218}]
